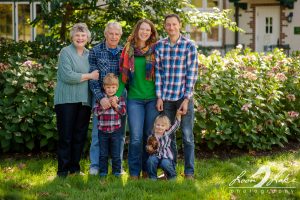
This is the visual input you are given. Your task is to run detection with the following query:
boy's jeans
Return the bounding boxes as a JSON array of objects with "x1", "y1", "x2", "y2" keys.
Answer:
[{"x1": 98, "y1": 129, "x2": 122, "y2": 177}]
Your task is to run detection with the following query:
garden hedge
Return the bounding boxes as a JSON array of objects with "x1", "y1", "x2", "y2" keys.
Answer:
[{"x1": 0, "y1": 40, "x2": 299, "y2": 152}]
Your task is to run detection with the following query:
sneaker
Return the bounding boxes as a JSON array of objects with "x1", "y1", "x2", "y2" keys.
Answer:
[
  {"x1": 158, "y1": 172, "x2": 167, "y2": 180},
  {"x1": 69, "y1": 171, "x2": 85, "y2": 176},
  {"x1": 120, "y1": 169, "x2": 127, "y2": 175},
  {"x1": 89, "y1": 168, "x2": 99, "y2": 175}
]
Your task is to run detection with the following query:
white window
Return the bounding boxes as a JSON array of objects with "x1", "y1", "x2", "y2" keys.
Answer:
[
  {"x1": 0, "y1": 3, "x2": 13, "y2": 39},
  {"x1": 188, "y1": 0, "x2": 223, "y2": 46},
  {"x1": 0, "y1": 1, "x2": 49, "y2": 41}
]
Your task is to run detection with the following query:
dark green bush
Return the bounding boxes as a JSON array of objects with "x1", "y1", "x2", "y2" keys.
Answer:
[
  {"x1": 0, "y1": 53, "x2": 57, "y2": 152},
  {"x1": 1, "y1": 39, "x2": 300, "y2": 152}
]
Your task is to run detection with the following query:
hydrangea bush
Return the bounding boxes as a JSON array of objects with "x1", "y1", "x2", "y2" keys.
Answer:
[
  {"x1": 1, "y1": 41, "x2": 299, "y2": 152},
  {"x1": 0, "y1": 57, "x2": 57, "y2": 152},
  {"x1": 194, "y1": 47, "x2": 300, "y2": 150}
]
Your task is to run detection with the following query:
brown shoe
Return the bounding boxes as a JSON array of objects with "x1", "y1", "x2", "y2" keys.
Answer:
[
  {"x1": 130, "y1": 176, "x2": 139, "y2": 180},
  {"x1": 142, "y1": 171, "x2": 148, "y2": 179},
  {"x1": 185, "y1": 175, "x2": 194, "y2": 180}
]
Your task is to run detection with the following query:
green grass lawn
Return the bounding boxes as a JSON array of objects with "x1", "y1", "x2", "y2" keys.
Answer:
[{"x1": 1, "y1": 150, "x2": 299, "y2": 200}]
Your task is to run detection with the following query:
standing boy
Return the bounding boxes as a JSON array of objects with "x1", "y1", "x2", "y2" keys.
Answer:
[{"x1": 94, "y1": 73, "x2": 126, "y2": 177}]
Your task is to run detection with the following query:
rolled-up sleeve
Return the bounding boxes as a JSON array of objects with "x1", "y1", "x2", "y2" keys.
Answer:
[{"x1": 57, "y1": 50, "x2": 82, "y2": 84}]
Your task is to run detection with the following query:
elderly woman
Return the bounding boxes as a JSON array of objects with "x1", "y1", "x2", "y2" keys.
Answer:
[{"x1": 54, "y1": 23, "x2": 99, "y2": 177}]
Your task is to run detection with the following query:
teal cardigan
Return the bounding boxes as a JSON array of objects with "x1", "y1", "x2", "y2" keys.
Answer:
[{"x1": 54, "y1": 43, "x2": 91, "y2": 107}]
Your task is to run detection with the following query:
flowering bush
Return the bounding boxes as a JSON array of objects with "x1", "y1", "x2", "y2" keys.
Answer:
[
  {"x1": 0, "y1": 57, "x2": 57, "y2": 152},
  {"x1": 194, "y1": 48, "x2": 300, "y2": 150}
]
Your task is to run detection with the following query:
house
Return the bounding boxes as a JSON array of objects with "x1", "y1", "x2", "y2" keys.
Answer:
[
  {"x1": 189, "y1": 0, "x2": 299, "y2": 53},
  {"x1": 0, "y1": 0, "x2": 50, "y2": 41},
  {"x1": 1, "y1": 0, "x2": 299, "y2": 53}
]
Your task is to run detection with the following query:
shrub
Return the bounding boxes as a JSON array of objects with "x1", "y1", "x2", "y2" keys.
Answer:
[
  {"x1": 194, "y1": 48, "x2": 300, "y2": 150},
  {"x1": 0, "y1": 56, "x2": 57, "y2": 152}
]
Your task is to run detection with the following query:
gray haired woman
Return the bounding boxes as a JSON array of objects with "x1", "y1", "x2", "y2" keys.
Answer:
[{"x1": 54, "y1": 23, "x2": 99, "y2": 177}]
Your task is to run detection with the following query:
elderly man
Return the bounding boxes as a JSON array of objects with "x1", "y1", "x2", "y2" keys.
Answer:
[{"x1": 88, "y1": 22, "x2": 125, "y2": 175}]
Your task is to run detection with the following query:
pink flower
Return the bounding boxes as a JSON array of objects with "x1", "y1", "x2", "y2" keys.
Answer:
[
  {"x1": 22, "y1": 60, "x2": 33, "y2": 67},
  {"x1": 286, "y1": 94, "x2": 296, "y2": 102},
  {"x1": 0, "y1": 63, "x2": 10, "y2": 72},
  {"x1": 242, "y1": 72, "x2": 257, "y2": 81},
  {"x1": 22, "y1": 60, "x2": 42, "y2": 69},
  {"x1": 241, "y1": 103, "x2": 252, "y2": 112},
  {"x1": 201, "y1": 84, "x2": 211, "y2": 92},
  {"x1": 23, "y1": 82, "x2": 37, "y2": 92},
  {"x1": 288, "y1": 111, "x2": 299, "y2": 119},
  {"x1": 275, "y1": 73, "x2": 287, "y2": 81},
  {"x1": 209, "y1": 104, "x2": 221, "y2": 114}
]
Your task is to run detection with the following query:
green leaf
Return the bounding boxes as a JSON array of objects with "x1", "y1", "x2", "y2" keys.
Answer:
[
  {"x1": 26, "y1": 140, "x2": 35, "y2": 150},
  {"x1": 4, "y1": 87, "x2": 15, "y2": 95}
]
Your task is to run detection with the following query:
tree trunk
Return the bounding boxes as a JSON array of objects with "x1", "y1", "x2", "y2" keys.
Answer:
[{"x1": 60, "y1": 3, "x2": 73, "y2": 42}]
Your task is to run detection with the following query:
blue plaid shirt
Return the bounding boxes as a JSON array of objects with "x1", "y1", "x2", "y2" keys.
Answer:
[
  {"x1": 88, "y1": 41, "x2": 123, "y2": 101},
  {"x1": 155, "y1": 35, "x2": 198, "y2": 101}
]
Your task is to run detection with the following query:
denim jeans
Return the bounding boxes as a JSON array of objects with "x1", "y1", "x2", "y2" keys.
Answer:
[
  {"x1": 55, "y1": 103, "x2": 91, "y2": 177},
  {"x1": 163, "y1": 98, "x2": 195, "y2": 176},
  {"x1": 89, "y1": 92, "x2": 127, "y2": 171},
  {"x1": 127, "y1": 99, "x2": 159, "y2": 176},
  {"x1": 98, "y1": 129, "x2": 122, "y2": 177},
  {"x1": 147, "y1": 155, "x2": 176, "y2": 180}
]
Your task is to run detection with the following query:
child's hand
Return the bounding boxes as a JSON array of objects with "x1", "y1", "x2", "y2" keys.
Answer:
[
  {"x1": 176, "y1": 110, "x2": 182, "y2": 121},
  {"x1": 109, "y1": 96, "x2": 119, "y2": 109}
]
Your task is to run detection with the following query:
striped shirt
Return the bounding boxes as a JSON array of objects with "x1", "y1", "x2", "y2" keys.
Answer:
[
  {"x1": 88, "y1": 41, "x2": 123, "y2": 101},
  {"x1": 155, "y1": 35, "x2": 198, "y2": 101},
  {"x1": 155, "y1": 119, "x2": 180, "y2": 160},
  {"x1": 94, "y1": 96, "x2": 126, "y2": 133}
]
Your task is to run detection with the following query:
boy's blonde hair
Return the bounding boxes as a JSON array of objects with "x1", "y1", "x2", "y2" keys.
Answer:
[
  {"x1": 153, "y1": 115, "x2": 171, "y2": 130},
  {"x1": 103, "y1": 73, "x2": 119, "y2": 86}
]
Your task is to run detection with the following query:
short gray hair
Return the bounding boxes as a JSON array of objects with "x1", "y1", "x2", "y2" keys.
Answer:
[
  {"x1": 70, "y1": 23, "x2": 91, "y2": 42},
  {"x1": 104, "y1": 22, "x2": 122, "y2": 35}
]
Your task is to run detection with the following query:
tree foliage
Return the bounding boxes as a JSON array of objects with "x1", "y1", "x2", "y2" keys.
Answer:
[{"x1": 33, "y1": 0, "x2": 242, "y2": 43}]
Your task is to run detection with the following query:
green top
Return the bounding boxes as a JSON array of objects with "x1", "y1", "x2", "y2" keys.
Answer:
[
  {"x1": 54, "y1": 43, "x2": 91, "y2": 106},
  {"x1": 117, "y1": 56, "x2": 156, "y2": 100}
]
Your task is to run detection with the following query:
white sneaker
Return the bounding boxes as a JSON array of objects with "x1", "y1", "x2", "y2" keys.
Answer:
[{"x1": 89, "y1": 168, "x2": 99, "y2": 175}]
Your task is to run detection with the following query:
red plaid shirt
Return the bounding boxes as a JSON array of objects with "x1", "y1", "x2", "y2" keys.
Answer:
[{"x1": 94, "y1": 96, "x2": 126, "y2": 133}]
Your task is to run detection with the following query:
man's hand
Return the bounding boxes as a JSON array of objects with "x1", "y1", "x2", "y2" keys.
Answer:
[
  {"x1": 100, "y1": 97, "x2": 111, "y2": 109},
  {"x1": 156, "y1": 98, "x2": 164, "y2": 111},
  {"x1": 178, "y1": 99, "x2": 189, "y2": 115}
]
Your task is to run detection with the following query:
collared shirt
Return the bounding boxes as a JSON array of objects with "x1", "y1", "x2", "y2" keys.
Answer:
[
  {"x1": 155, "y1": 35, "x2": 198, "y2": 101},
  {"x1": 88, "y1": 41, "x2": 123, "y2": 101},
  {"x1": 94, "y1": 96, "x2": 126, "y2": 133},
  {"x1": 154, "y1": 119, "x2": 180, "y2": 160}
]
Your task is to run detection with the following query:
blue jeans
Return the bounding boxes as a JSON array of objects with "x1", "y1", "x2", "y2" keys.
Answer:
[
  {"x1": 147, "y1": 155, "x2": 176, "y2": 180},
  {"x1": 127, "y1": 99, "x2": 159, "y2": 176},
  {"x1": 163, "y1": 98, "x2": 195, "y2": 176},
  {"x1": 98, "y1": 129, "x2": 122, "y2": 177},
  {"x1": 89, "y1": 92, "x2": 127, "y2": 170}
]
